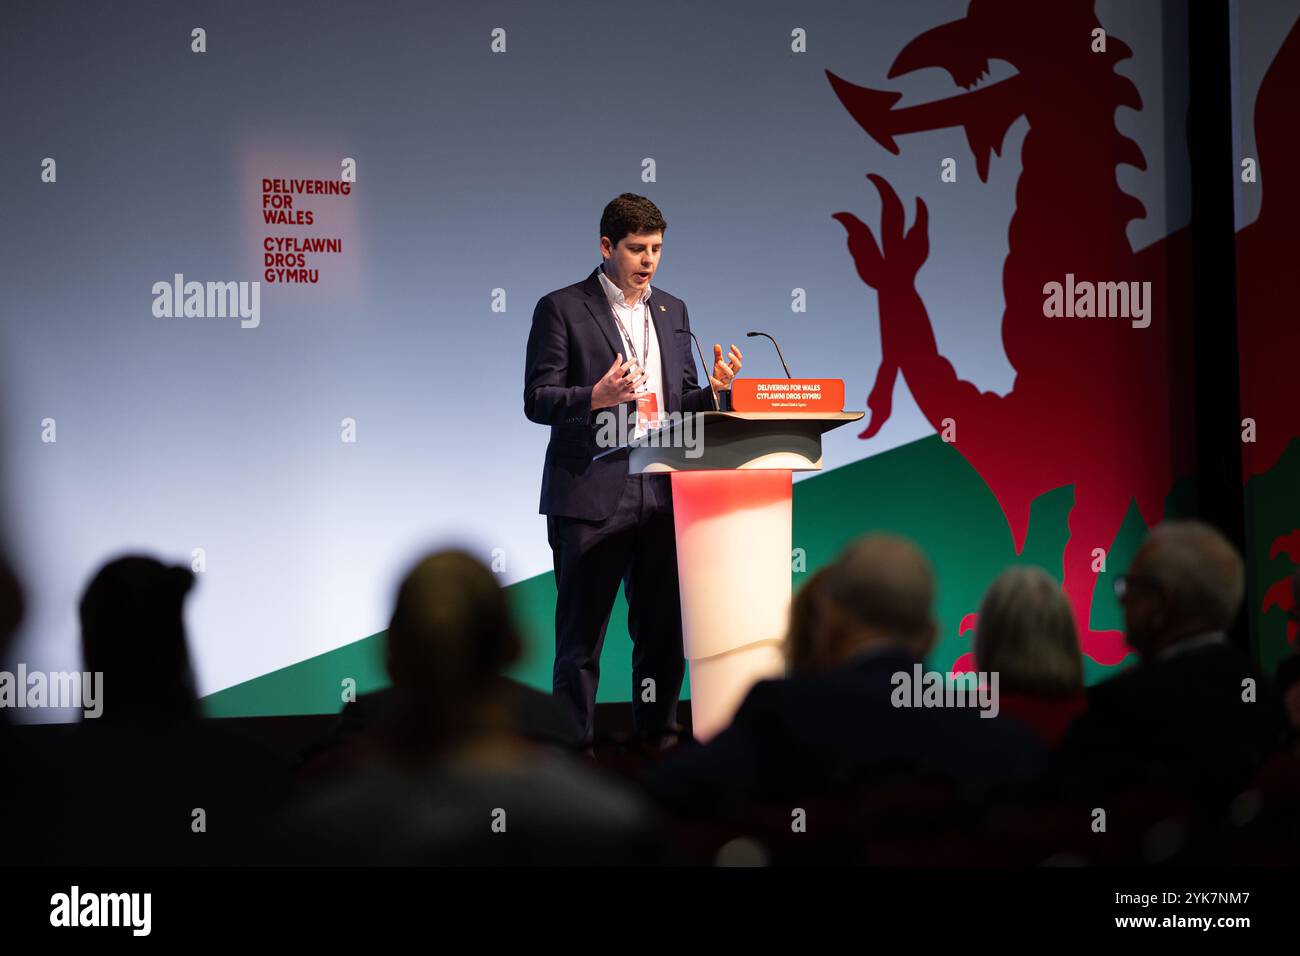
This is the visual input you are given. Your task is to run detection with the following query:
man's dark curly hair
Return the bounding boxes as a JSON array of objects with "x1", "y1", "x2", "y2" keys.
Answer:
[{"x1": 600, "y1": 193, "x2": 667, "y2": 248}]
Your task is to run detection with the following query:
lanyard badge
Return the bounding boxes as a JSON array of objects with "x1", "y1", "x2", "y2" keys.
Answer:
[{"x1": 607, "y1": 297, "x2": 658, "y2": 430}]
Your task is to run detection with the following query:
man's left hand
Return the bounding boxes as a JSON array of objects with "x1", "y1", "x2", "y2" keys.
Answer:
[{"x1": 710, "y1": 343, "x2": 742, "y2": 391}]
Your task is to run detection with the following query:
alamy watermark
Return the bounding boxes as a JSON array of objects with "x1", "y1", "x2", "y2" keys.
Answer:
[
  {"x1": 890, "y1": 663, "x2": 1000, "y2": 718},
  {"x1": 594, "y1": 404, "x2": 703, "y2": 458},
  {"x1": 1042, "y1": 273, "x2": 1151, "y2": 328},
  {"x1": 0, "y1": 665, "x2": 103, "y2": 718},
  {"x1": 152, "y1": 273, "x2": 260, "y2": 329},
  {"x1": 50, "y1": 886, "x2": 150, "y2": 936}
]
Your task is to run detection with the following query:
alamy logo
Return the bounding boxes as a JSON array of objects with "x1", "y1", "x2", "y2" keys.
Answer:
[
  {"x1": 1041, "y1": 274, "x2": 1152, "y2": 328},
  {"x1": 890, "y1": 663, "x2": 1000, "y2": 718},
  {"x1": 50, "y1": 886, "x2": 151, "y2": 936},
  {"x1": 0, "y1": 665, "x2": 102, "y2": 718},
  {"x1": 152, "y1": 273, "x2": 260, "y2": 328},
  {"x1": 594, "y1": 405, "x2": 703, "y2": 458}
]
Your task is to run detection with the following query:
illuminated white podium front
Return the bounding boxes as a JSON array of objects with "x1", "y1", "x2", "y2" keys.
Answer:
[{"x1": 605, "y1": 410, "x2": 863, "y2": 741}]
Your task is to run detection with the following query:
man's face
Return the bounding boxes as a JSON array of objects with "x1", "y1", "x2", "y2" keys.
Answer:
[{"x1": 600, "y1": 231, "x2": 662, "y2": 297}]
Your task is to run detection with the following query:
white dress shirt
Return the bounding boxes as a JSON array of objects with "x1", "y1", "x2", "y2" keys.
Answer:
[{"x1": 597, "y1": 265, "x2": 664, "y2": 436}]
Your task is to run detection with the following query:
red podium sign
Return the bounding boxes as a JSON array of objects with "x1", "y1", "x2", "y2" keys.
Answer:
[{"x1": 731, "y1": 378, "x2": 844, "y2": 412}]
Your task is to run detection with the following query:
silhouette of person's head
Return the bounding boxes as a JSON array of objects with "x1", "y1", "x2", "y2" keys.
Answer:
[
  {"x1": 785, "y1": 566, "x2": 831, "y2": 676},
  {"x1": 1120, "y1": 521, "x2": 1244, "y2": 663},
  {"x1": 79, "y1": 556, "x2": 198, "y2": 725},
  {"x1": 974, "y1": 565, "x2": 1082, "y2": 696},
  {"x1": 0, "y1": 557, "x2": 22, "y2": 665},
  {"x1": 385, "y1": 549, "x2": 522, "y2": 752},
  {"x1": 805, "y1": 534, "x2": 937, "y2": 670}
]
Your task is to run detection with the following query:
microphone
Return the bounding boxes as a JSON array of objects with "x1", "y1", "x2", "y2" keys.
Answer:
[
  {"x1": 746, "y1": 331, "x2": 792, "y2": 379},
  {"x1": 676, "y1": 328, "x2": 720, "y2": 411}
]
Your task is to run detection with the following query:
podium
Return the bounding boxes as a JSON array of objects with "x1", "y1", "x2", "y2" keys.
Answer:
[{"x1": 609, "y1": 410, "x2": 863, "y2": 741}]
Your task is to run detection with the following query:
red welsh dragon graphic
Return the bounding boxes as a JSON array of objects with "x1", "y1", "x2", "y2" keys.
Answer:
[
  {"x1": 826, "y1": 0, "x2": 1198, "y2": 666},
  {"x1": 1238, "y1": 18, "x2": 1300, "y2": 649}
]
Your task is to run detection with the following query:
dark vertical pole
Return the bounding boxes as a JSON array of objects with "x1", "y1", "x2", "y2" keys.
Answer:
[{"x1": 1187, "y1": 1, "x2": 1247, "y2": 652}]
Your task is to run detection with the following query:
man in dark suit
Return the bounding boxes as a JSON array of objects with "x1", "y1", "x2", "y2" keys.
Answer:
[
  {"x1": 524, "y1": 193, "x2": 742, "y2": 748},
  {"x1": 1059, "y1": 521, "x2": 1290, "y2": 801}
]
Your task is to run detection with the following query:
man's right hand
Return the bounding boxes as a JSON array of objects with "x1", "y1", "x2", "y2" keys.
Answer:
[{"x1": 591, "y1": 352, "x2": 646, "y2": 410}]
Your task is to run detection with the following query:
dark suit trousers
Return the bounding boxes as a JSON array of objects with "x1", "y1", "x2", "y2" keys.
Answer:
[{"x1": 547, "y1": 473, "x2": 685, "y2": 747}]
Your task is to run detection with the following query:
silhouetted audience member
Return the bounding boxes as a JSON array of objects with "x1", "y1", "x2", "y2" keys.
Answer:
[
  {"x1": 59, "y1": 556, "x2": 290, "y2": 864},
  {"x1": 973, "y1": 566, "x2": 1086, "y2": 747},
  {"x1": 783, "y1": 566, "x2": 831, "y2": 677},
  {"x1": 300, "y1": 673, "x2": 579, "y2": 780},
  {"x1": 0, "y1": 558, "x2": 21, "y2": 663},
  {"x1": 80, "y1": 557, "x2": 201, "y2": 727},
  {"x1": 0, "y1": 556, "x2": 59, "y2": 866},
  {"x1": 641, "y1": 535, "x2": 1045, "y2": 816},
  {"x1": 287, "y1": 549, "x2": 669, "y2": 864},
  {"x1": 1058, "y1": 522, "x2": 1289, "y2": 802}
]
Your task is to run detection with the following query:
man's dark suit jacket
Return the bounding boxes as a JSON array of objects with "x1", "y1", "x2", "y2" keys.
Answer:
[
  {"x1": 640, "y1": 647, "x2": 1046, "y2": 815},
  {"x1": 1057, "y1": 641, "x2": 1290, "y2": 800},
  {"x1": 524, "y1": 267, "x2": 716, "y2": 520}
]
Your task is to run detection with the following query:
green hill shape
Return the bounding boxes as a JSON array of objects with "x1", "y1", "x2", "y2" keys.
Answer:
[{"x1": 204, "y1": 434, "x2": 1185, "y2": 718}]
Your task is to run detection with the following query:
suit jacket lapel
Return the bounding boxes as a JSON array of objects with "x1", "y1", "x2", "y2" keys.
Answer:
[
  {"x1": 650, "y1": 294, "x2": 677, "y2": 413},
  {"x1": 583, "y1": 267, "x2": 623, "y2": 359}
]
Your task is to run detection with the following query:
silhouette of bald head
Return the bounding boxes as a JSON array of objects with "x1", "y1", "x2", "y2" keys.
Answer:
[
  {"x1": 811, "y1": 534, "x2": 937, "y2": 667},
  {"x1": 1123, "y1": 521, "x2": 1245, "y2": 662}
]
